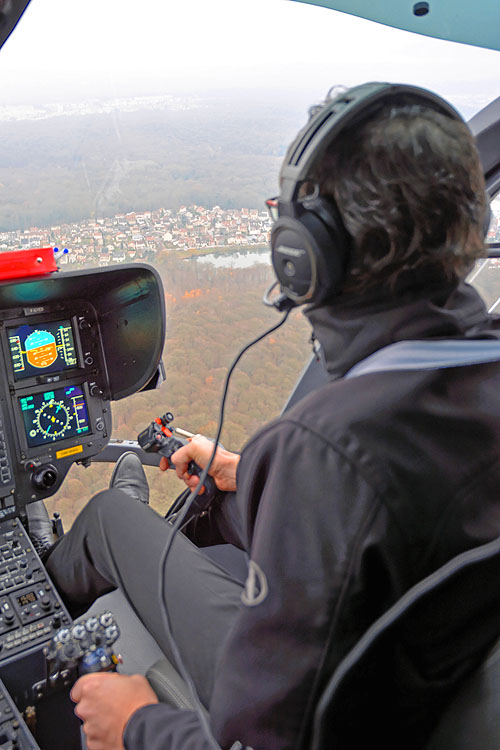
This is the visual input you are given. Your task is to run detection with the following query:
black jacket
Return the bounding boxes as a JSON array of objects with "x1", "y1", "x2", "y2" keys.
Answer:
[{"x1": 125, "y1": 282, "x2": 500, "y2": 750}]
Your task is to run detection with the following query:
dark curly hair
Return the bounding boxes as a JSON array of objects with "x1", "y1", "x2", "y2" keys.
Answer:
[{"x1": 312, "y1": 100, "x2": 487, "y2": 296}]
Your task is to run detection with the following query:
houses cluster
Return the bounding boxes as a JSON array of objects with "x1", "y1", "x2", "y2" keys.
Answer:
[
  {"x1": 0, "y1": 205, "x2": 272, "y2": 266},
  {"x1": 5, "y1": 198, "x2": 497, "y2": 268}
]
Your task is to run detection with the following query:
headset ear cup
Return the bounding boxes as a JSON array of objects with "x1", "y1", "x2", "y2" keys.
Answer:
[
  {"x1": 300, "y1": 210, "x2": 349, "y2": 304},
  {"x1": 270, "y1": 208, "x2": 349, "y2": 305},
  {"x1": 270, "y1": 216, "x2": 317, "y2": 303}
]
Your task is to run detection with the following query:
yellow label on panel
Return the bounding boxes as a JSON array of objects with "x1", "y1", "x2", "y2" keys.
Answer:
[{"x1": 56, "y1": 445, "x2": 84, "y2": 459}]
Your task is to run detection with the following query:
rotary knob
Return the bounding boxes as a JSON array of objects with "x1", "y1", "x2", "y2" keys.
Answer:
[
  {"x1": 100, "y1": 613, "x2": 113, "y2": 628},
  {"x1": 57, "y1": 628, "x2": 70, "y2": 643},
  {"x1": 71, "y1": 624, "x2": 87, "y2": 640},
  {"x1": 31, "y1": 465, "x2": 58, "y2": 491}
]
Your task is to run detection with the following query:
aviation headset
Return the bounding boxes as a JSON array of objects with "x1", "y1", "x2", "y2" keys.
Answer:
[{"x1": 270, "y1": 82, "x2": 492, "y2": 308}]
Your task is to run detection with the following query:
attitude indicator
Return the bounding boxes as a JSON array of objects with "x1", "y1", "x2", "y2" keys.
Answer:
[
  {"x1": 20, "y1": 385, "x2": 91, "y2": 448},
  {"x1": 8, "y1": 319, "x2": 78, "y2": 381}
]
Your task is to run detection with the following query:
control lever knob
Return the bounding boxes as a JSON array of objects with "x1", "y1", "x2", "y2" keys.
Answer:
[{"x1": 51, "y1": 614, "x2": 62, "y2": 629}]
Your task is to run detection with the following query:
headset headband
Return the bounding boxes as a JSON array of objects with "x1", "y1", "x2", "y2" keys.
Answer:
[{"x1": 278, "y1": 82, "x2": 464, "y2": 211}]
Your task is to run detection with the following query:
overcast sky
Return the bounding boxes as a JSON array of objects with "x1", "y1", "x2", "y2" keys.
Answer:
[{"x1": 0, "y1": 0, "x2": 499, "y2": 117}]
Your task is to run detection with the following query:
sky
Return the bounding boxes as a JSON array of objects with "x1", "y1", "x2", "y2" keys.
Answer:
[{"x1": 0, "y1": 0, "x2": 499, "y2": 118}]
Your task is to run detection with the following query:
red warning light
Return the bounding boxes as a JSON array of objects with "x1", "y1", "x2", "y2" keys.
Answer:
[{"x1": 0, "y1": 248, "x2": 58, "y2": 281}]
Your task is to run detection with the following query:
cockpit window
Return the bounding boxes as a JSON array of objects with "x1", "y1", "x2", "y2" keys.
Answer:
[
  {"x1": 469, "y1": 193, "x2": 500, "y2": 312},
  {"x1": 1, "y1": 0, "x2": 499, "y2": 524},
  {"x1": 486, "y1": 193, "x2": 500, "y2": 244}
]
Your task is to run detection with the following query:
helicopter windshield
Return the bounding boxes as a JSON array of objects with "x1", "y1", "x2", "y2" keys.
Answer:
[{"x1": 0, "y1": 0, "x2": 499, "y2": 523}]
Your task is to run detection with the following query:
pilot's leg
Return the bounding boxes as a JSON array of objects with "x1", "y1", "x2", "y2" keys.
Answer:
[{"x1": 44, "y1": 489, "x2": 244, "y2": 707}]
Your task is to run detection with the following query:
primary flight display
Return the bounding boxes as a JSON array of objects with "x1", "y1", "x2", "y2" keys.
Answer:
[{"x1": 8, "y1": 320, "x2": 78, "y2": 381}]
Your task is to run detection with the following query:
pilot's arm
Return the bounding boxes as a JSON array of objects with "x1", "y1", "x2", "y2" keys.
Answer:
[
  {"x1": 163, "y1": 435, "x2": 249, "y2": 549},
  {"x1": 161, "y1": 434, "x2": 240, "y2": 494},
  {"x1": 122, "y1": 420, "x2": 398, "y2": 750}
]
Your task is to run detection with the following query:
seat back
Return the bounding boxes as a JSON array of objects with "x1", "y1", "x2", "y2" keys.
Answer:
[
  {"x1": 310, "y1": 537, "x2": 500, "y2": 750},
  {"x1": 425, "y1": 634, "x2": 500, "y2": 749}
]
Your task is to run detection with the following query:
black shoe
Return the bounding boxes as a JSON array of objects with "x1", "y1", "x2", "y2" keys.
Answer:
[
  {"x1": 27, "y1": 500, "x2": 55, "y2": 557},
  {"x1": 110, "y1": 451, "x2": 149, "y2": 504}
]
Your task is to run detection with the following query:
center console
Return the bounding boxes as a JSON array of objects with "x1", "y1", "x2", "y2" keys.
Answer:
[
  {"x1": 0, "y1": 517, "x2": 70, "y2": 661},
  {"x1": 0, "y1": 517, "x2": 73, "y2": 749}
]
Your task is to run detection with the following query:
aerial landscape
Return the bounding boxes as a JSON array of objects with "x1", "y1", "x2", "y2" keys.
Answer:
[{"x1": 0, "y1": 93, "x2": 497, "y2": 526}]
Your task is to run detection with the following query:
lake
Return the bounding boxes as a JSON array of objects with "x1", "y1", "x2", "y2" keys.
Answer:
[{"x1": 191, "y1": 249, "x2": 271, "y2": 269}]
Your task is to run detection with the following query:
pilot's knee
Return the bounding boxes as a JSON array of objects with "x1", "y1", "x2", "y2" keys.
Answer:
[
  {"x1": 71, "y1": 488, "x2": 143, "y2": 537},
  {"x1": 81, "y1": 488, "x2": 127, "y2": 521},
  {"x1": 87, "y1": 488, "x2": 141, "y2": 517}
]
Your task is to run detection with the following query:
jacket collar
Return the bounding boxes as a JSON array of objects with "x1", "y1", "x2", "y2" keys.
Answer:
[{"x1": 304, "y1": 283, "x2": 495, "y2": 380}]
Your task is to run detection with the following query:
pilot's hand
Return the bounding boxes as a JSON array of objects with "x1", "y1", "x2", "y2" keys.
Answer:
[
  {"x1": 71, "y1": 672, "x2": 158, "y2": 750},
  {"x1": 160, "y1": 433, "x2": 239, "y2": 493}
]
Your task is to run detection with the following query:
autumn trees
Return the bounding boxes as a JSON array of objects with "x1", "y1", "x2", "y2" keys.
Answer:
[{"x1": 46, "y1": 254, "x2": 311, "y2": 525}]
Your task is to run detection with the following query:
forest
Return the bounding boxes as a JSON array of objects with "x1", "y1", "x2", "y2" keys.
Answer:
[
  {"x1": 0, "y1": 99, "x2": 303, "y2": 231},
  {"x1": 45, "y1": 252, "x2": 312, "y2": 525}
]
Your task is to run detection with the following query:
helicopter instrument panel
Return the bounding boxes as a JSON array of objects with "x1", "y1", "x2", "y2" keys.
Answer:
[{"x1": 0, "y1": 300, "x2": 111, "y2": 515}]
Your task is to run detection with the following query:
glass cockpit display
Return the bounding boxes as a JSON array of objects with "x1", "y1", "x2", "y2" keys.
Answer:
[
  {"x1": 8, "y1": 319, "x2": 78, "y2": 381},
  {"x1": 19, "y1": 385, "x2": 91, "y2": 448}
]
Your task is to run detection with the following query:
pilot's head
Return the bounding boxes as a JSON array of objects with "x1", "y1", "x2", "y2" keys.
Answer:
[
  {"x1": 270, "y1": 83, "x2": 488, "y2": 307},
  {"x1": 313, "y1": 94, "x2": 487, "y2": 298}
]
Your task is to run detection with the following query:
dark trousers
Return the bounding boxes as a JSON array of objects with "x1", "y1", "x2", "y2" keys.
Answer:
[{"x1": 44, "y1": 490, "x2": 245, "y2": 706}]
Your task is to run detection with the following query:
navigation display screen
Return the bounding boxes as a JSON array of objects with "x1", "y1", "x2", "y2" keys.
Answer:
[
  {"x1": 20, "y1": 385, "x2": 91, "y2": 448},
  {"x1": 8, "y1": 319, "x2": 78, "y2": 381}
]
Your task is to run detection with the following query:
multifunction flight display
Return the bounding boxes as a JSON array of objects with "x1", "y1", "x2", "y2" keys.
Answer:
[
  {"x1": 8, "y1": 320, "x2": 78, "y2": 381},
  {"x1": 19, "y1": 385, "x2": 91, "y2": 448}
]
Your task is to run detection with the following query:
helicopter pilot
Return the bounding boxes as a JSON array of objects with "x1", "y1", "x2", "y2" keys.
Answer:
[{"x1": 42, "y1": 83, "x2": 500, "y2": 750}]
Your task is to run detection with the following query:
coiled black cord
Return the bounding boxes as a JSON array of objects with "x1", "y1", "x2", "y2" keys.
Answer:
[{"x1": 157, "y1": 308, "x2": 291, "y2": 749}]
